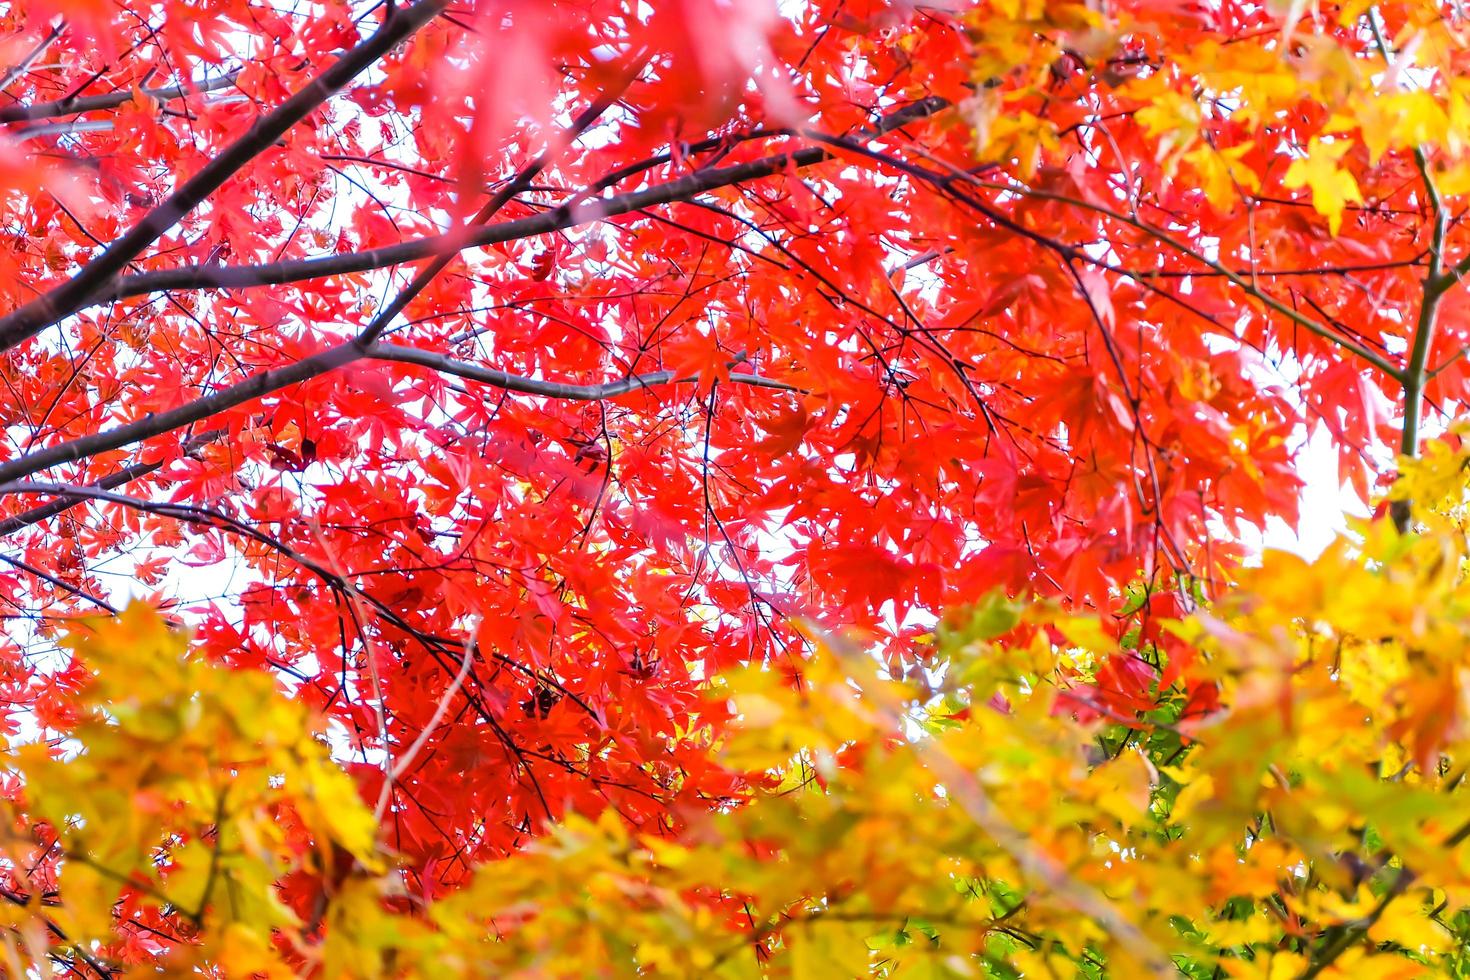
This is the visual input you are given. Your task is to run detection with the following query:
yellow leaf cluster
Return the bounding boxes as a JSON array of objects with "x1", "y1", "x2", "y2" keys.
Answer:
[
  {"x1": 958, "y1": 0, "x2": 1470, "y2": 234},
  {"x1": 14, "y1": 445, "x2": 1470, "y2": 975},
  {"x1": 2, "y1": 606, "x2": 388, "y2": 974},
  {"x1": 411, "y1": 460, "x2": 1470, "y2": 976}
]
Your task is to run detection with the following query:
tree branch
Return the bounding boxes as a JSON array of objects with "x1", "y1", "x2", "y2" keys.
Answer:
[
  {"x1": 0, "y1": 0, "x2": 449, "y2": 353},
  {"x1": 947, "y1": 171, "x2": 1404, "y2": 380},
  {"x1": 84, "y1": 97, "x2": 949, "y2": 309},
  {"x1": 366, "y1": 342, "x2": 802, "y2": 399},
  {"x1": 792, "y1": 129, "x2": 1406, "y2": 379},
  {"x1": 0, "y1": 338, "x2": 799, "y2": 488},
  {"x1": 0, "y1": 99, "x2": 942, "y2": 486},
  {"x1": 0, "y1": 429, "x2": 222, "y2": 537},
  {"x1": 0, "y1": 68, "x2": 242, "y2": 123},
  {"x1": 1391, "y1": 148, "x2": 1450, "y2": 532},
  {"x1": 1299, "y1": 819, "x2": 1470, "y2": 979},
  {"x1": 1367, "y1": 5, "x2": 1454, "y2": 530},
  {"x1": 0, "y1": 23, "x2": 65, "y2": 95},
  {"x1": 0, "y1": 479, "x2": 597, "y2": 745},
  {"x1": 0, "y1": 345, "x2": 358, "y2": 487},
  {"x1": 352, "y1": 70, "x2": 635, "y2": 346},
  {"x1": 0, "y1": 550, "x2": 116, "y2": 612}
]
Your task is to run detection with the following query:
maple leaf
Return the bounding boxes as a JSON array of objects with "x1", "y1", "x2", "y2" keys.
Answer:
[
  {"x1": 3, "y1": 0, "x2": 1470, "y2": 972},
  {"x1": 1283, "y1": 137, "x2": 1365, "y2": 236}
]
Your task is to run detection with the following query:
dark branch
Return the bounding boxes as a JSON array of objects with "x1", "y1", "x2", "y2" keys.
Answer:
[
  {"x1": 0, "y1": 345, "x2": 358, "y2": 486},
  {"x1": 90, "y1": 97, "x2": 950, "y2": 308},
  {"x1": 0, "y1": 337, "x2": 800, "y2": 487},
  {"x1": 0, "y1": 100, "x2": 945, "y2": 487},
  {"x1": 367, "y1": 342, "x2": 802, "y2": 399},
  {"x1": 0, "y1": 68, "x2": 242, "y2": 123},
  {"x1": 353, "y1": 71, "x2": 633, "y2": 346},
  {"x1": 0, "y1": 429, "x2": 222, "y2": 537},
  {"x1": 0, "y1": 0, "x2": 449, "y2": 353}
]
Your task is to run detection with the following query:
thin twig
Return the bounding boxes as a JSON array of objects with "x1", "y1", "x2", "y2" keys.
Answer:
[{"x1": 374, "y1": 625, "x2": 478, "y2": 822}]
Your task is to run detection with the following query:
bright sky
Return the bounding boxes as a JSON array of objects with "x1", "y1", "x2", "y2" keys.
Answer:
[{"x1": 1258, "y1": 425, "x2": 1366, "y2": 560}]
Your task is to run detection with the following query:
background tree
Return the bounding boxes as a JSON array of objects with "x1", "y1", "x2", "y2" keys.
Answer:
[{"x1": 1, "y1": 0, "x2": 1469, "y2": 971}]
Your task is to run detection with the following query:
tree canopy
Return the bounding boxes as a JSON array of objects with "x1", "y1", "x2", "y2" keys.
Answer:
[{"x1": 1, "y1": 0, "x2": 1470, "y2": 974}]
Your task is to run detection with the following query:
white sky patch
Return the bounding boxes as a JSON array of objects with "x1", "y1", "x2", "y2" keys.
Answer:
[{"x1": 1257, "y1": 423, "x2": 1364, "y2": 560}]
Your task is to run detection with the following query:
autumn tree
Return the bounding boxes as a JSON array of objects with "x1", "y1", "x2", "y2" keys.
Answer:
[{"x1": 2, "y1": 0, "x2": 1470, "y2": 973}]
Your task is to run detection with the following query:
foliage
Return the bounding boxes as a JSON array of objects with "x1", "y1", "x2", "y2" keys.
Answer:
[
  {"x1": 421, "y1": 443, "x2": 1470, "y2": 979},
  {"x1": 1, "y1": 0, "x2": 1470, "y2": 972},
  {"x1": 9, "y1": 451, "x2": 1470, "y2": 976}
]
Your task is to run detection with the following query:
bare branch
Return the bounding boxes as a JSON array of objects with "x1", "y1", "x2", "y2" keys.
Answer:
[
  {"x1": 353, "y1": 62, "x2": 639, "y2": 346},
  {"x1": 0, "y1": 99, "x2": 945, "y2": 488},
  {"x1": 0, "y1": 23, "x2": 65, "y2": 95},
  {"x1": 0, "y1": 344, "x2": 358, "y2": 486},
  {"x1": 0, "y1": 67, "x2": 242, "y2": 123}
]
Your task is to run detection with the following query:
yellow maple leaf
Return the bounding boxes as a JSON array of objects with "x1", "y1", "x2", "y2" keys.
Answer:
[
  {"x1": 1282, "y1": 137, "x2": 1364, "y2": 235},
  {"x1": 1368, "y1": 897, "x2": 1451, "y2": 954},
  {"x1": 1183, "y1": 142, "x2": 1261, "y2": 209}
]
